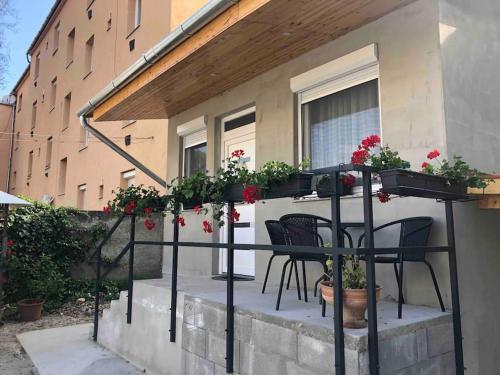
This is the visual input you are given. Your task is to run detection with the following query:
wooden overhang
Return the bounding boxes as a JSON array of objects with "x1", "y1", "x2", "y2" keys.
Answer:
[{"x1": 93, "y1": 0, "x2": 413, "y2": 122}]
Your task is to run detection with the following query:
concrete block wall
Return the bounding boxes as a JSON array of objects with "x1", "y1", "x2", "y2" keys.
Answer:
[{"x1": 181, "y1": 296, "x2": 455, "y2": 375}]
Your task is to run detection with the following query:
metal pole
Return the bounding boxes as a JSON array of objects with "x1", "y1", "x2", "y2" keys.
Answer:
[
  {"x1": 226, "y1": 201, "x2": 235, "y2": 373},
  {"x1": 363, "y1": 170, "x2": 380, "y2": 375},
  {"x1": 127, "y1": 214, "x2": 136, "y2": 324},
  {"x1": 445, "y1": 201, "x2": 465, "y2": 375},
  {"x1": 331, "y1": 172, "x2": 345, "y2": 375},
  {"x1": 170, "y1": 219, "x2": 179, "y2": 342},
  {"x1": 1, "y1": 204, "x2": 8, "y2": 254},
  {"x1": 93, "y1": 242, "x2": 102, "y2": 341}
]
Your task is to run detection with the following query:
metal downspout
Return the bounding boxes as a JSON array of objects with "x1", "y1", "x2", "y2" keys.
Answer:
[
  {"x1": 6, "y1": 100, "x2": 16, "y2": 192},
  {"x1": 79, "y1": 115, "x2": 166, "y2": 187}
]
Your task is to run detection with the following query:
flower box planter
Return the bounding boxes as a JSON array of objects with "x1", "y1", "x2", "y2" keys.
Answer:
[
  {"x1": 316, "y1": 179, "x2": 354, "y2": 198},
  {"x1": 182, "y1": 197, "x2": 205, "y2": 210},
  {"x1": 222, "y1": 173, "x2": 314, "y2": 202},
  {"x1": 379, "y1": 169, "x2": 468, "y2": 200}
]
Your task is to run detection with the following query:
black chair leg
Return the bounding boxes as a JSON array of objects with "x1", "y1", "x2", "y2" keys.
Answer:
[
  {"x1": 286, "y1": 260, "x2": 294, "y2": 290},
  {"x1": 302, "y1": 261, "x2": 308, "y2": 303},
  {"x1": 293, "y1": 260, "x2": 301, "y2": 301},
  {"x1": 261, "y1": 255, "x2": 275, "y2": 294},
  {"x1": 314, "y1": 262, "x2": 328, "y2": 298},
  {"x1": 393, "y1": 262, "x2": 405, "y2": 305},
  {"x1": 424, "y1": 260, "x2": 446, "y2": 312},
  {"x1": 322, "y1": 299, "x2": 326, "y2": 317},
  {"x1": 398, "y1": 260, "x2": 404, "y2": 319},
  {"x1": 276, "y1": 259, "x2": 292, "y2": 311}
]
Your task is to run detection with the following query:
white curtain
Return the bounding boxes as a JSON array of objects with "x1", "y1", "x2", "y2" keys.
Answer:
[{"x1": 303, "y1": 79, "x2": 380, "y2": 169}]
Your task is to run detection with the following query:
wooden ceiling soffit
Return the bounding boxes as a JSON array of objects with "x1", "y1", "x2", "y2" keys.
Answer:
[{"x1": 93, "y1": 0, "x2": 414, "y2": 122}]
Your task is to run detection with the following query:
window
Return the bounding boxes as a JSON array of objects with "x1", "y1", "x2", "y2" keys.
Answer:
[
  {"x1": 177, "y1": 116, "x2": 207, "y2": 177},
  {"x1": 11, "y1": 171, "x2": 16, "y2": 191},
  {"x1": 45, "y1": 137, "x2": 53, "y2": 169},
  {"x1": 58, "y1": 158, "x2": 67, "y2": 195},
  {"x1": 98, "y1": 184, "x2": 104, "y2": 199},
  {"x1": 49, "y1": 77, "x2": 57, "y2": 110},
  {"x1": 34, "y1": 52, "x2": 40, "y2": 80},
  {"x1": 62, "y1": 92, "x2": 71, "y2": 130},
  {"x1": 27, "y1": 151, "x2": 33, "y2": 180},
  {"x1": 84, "y1": 35, "x2": 94, "y2": 76},
  {"x1": 128, "y1": 0, "x2": 142, "y2": 32},
  {"x1": 17, "y1": 94, "x2": 22, "y2": 112},
  {"x1": 291, "y1": 44, "x2": 380, "y2": 170},
  {"x1": 53, "y1": 22, "x2": 60, "y2": 54},
  {"x1": 121, "y1": 170, "x2": 136, "y2": 188},
  {"x1": 79, "y1": 126, "x2": 89, "y2": 149},
  {"x1": 31, "y1": 101, "x2": 37, "y2": 130},
  {"x1": 77, "y1": 184, "x2": 87, "y2": 209},
  {"x1": 66, "y1": 28, "x2": 75, "y2": 66}
]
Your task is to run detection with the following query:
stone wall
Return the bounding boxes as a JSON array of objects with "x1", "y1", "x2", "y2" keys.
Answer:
[
  {"x1": 181, "y1": 296, "x2": 455, "y2": 375},
  {"x1": 71, "y1": 211, "x2": 164, "y2": 280}
]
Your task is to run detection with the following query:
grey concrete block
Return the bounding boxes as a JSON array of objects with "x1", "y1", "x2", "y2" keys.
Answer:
[
  {"x1": 207, "y1": 332, "x2": 240, "y2": 371},
  {"x1": 215, "y1": 364, "x2": 240, "y2": 375},
  {"x1": 379, "y1": 332, "x2": 418, "y2": 374},
  {"x1": 297, "y1": 334, "x2": 334, "y2": 372},
  {"x1": 286, "y1": 360, "x2": 330, "y2": 375},
  {"x1": 184, "y1": 300, "x2": 196, "y2": 326},
  {"x1": 235, "y1": 313, "x2": 252, "y2": 343},
  {"x1": 195, "y1": 303, "x2": 226, "y2": 336},
  {"x1": 240, "y1": 343, "x2": 287, "y2": 375},
  {"x1": 250, "y1": 319, "x2": 297, "y2": 359},
  {"x1": 389, "y1": 351, "x2": 455, "y2": 375},
  {"x1": 346, "y1": 348, "x2": 361, "y2": 375},
  {"x1": 182, "y1": 350, "x2": 215, "y2": 375},
  {"x1": 426, "y1": 323, "x2": 453, "y2": 358},
  {"x1": 416, "y1": 329, "x2": 428, "y2": 361},
  {"x1": 182, "y1": 323, "x2": 207, "y2": 358}
]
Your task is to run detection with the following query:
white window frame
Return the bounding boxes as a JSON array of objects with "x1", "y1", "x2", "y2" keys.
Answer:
[
  {"x1": 122, "y1": 170, "x2": 136, "y2": 187},
  {"x1": 291, "y1": 44, "x2": 382, "y2": 197},
  {"x1": 178, "y1": 116, "x2": 207, "y2": 177},
  {"x1": 78, "y1": 184, "x2": 87, "y2": 209}
]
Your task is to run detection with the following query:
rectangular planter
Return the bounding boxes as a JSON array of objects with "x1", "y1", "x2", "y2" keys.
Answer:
[
  {"x1": 222, "y1": 173, "x2": 314, "y2": 202},
  {"x1": 379, "y1": 169, "x2": 468, "y2": 200},
  {"x1": 316, "y1": 178, "x2": 354, "y2": 198}
]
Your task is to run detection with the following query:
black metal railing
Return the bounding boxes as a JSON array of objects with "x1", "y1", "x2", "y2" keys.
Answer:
[{"x1": 92, "y1": 164, "x2": 466, "y2": 375}]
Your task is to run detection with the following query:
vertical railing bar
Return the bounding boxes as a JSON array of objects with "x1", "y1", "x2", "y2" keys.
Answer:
[
  {"x1": 170, "y1": 219, "x2": 180, "y2": 342},
  {"x1": 445, "y1": 201, "x2": 465, "y2": 375},
  {"x1": 127, "y1": 214, "x2": 136, "y2": 324},
  {"x1": 331, "y1": 171, "x2": 345, "y2": 375},
  {"x1": 93, "y1": 244, "x2": 102, "y2": 341},
  {"x1": 363, "y1": 170, "x2": 380, "y2": 375},
  {"x1": 226, "y1": 201, "x2": 235, "y2": 373}
]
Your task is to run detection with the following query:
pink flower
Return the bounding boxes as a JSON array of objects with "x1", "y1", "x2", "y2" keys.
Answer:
[
  {"x1": 202, "y1": 220, "x2": 213, "y2": 234},
  {"x1": 124, "y1": 201, "x2": 137, "y2": 215},
  {"x1": 341, "y1": 174, "x2": 356, "y2": 189},
  {"x1": 351, "y1": 149, "x2": 369, "y2": 165},
  {"x1": 427, "y1": 149, "x2": 440, "y2": 160},
  {"x1": 231, "y1": 149, "x2": 245, "y2": 158},
  {"x1": 144, "y1": 219, "x2": 156, "y2": 231},
  {"x1": 103, "y1": 206, "x2": 111, "y2": 214},
  {"x1": 144, "y1": 207, "x2": 153, "y2": 216},
  {"x1": 193, "y1": 205, "x2": 201, "y2": 215},
  {"x1": 376, "y1": 191, "x2": 391, "y2": 203},
  {"x1": 176, "y1": 216, "x2": 186, "y2": 227},
  {"x1": 242, "y1": 185, "x2": 261, "y2": 204},
  {"x1": 421, "y1": 162, "x2": 430, "y2": 169},
  {"x1": 229, "y1": 208, "x2": 240, "y2": 223},
  {"x1": 361, "y1": 135, "x2": 381, "y2": 150}
]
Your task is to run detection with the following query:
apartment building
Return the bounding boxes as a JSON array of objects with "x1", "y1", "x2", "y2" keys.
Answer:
[{"x1": 6, "y1": 0, "x2": 206, "y2": 209}]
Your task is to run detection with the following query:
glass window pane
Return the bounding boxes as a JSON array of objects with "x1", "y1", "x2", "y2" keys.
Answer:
[
  {"x1": 184, "y1": 142, "x2": 207, "y2": 177},
  {"x1": 303, "y1": 79, "x2": 380, "y2": 169}
]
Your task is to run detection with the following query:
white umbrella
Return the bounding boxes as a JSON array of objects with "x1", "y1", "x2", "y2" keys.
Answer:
[{"x1": 1, "y1": 191, "x2": 31, "y2": 251}]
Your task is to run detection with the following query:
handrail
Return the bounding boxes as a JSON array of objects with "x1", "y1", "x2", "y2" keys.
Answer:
[{"x1": 90, "y1": 214, "x2": 126, "y2": 259}]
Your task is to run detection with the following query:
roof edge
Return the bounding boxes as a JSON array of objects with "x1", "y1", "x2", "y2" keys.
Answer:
[
  {"x1": 10, "y1": 65, "x2": 30, "y2": 94},
  {"x1": 27, "y1": 0, "x2": 65, "y2": 55}
]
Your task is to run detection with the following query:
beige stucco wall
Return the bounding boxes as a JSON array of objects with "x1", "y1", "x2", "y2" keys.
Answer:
[
  {"x1": 0, "y1": 104, "x2": 13, "y2": 190},
  {"x1": 6, "y1": 0, "x2": 205, "y2": 209},
  {"x1": 163, "y1": 0, "x2": 500, "y2": 371}
]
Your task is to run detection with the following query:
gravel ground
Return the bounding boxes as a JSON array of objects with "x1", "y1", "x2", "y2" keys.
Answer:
[{"x1": 0, "y1": 301, "x2": 110, "y2": 375}]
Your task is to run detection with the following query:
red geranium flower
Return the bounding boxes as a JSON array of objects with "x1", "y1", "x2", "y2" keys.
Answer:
[
  {"x1": 176, "y1": 216, "x2": 186, "y2": 227},
  {"x1": 202, "y1": 220, "x2": 213, "y2": 234},
  {"x1": 144, "y1": 207, "x2": 153, "y2": 216},
  {"x1": 427, "y1": 149, "x2": 440, "y2": 160},
  {"x1": 229, "y1": 208, "x2": 240, "y2": 223},
  {"x1": 421, "y1": 162, "x2": 430, "y2": 169},
  {"x1": 351, "y1": 149, "x2": 369, "y2": 165},
  {"x1": 341, "y1": 174, "x2": 356, "y2": 189},
  {"x1": 193, "y1": 205, "x2": 201, "y2": 214},
  {"x1": 144, "y1": 219, "x2": 156, "y2": 231},
  {"x1": 231, "y1": 149, "x2": 245, "y2": 158},
  {"x1": 361, "y1": 135, "x2": 381, "y2": 150},
  {"x1": 6, "y1": 239, "x2": 13, "y2": 248},
  {"x1": 124, "y1": 201, "x2": 137, "y2": 214},
  {"x1": 242, "y1": 185, "x2": 261, "y2": 204},
  {"x1": 103, "y1": 206, "x2": 111, "y2": 214},
  {"x1": 376, "y1": 191, "x2": 391, "y2": 203}
]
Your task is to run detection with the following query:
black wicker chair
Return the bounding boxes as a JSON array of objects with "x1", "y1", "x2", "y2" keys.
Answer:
[
  {"x1": 277, "y1": 214, "x2": 353, "y2": 311},
  {"x1": 358, "y1": 216, "x2": 445, "y2": 318},
  {"x1": 263, "y1": 220, "x2": 302, "y2": 301}
]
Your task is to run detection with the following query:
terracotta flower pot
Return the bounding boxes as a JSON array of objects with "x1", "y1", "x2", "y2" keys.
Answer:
[
  {"x1": 320, "y1": 280, "x2": 334, "y2": 304},
  {"x1": 18, "y1": 299, "x2": 44, "y2": 322},
  {"x1": 343, "y1": 287, "x2": 382, "y2": 329}
]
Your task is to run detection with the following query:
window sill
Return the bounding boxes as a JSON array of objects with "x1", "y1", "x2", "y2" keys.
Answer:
[
  {"x1": 126, "y1": 25, "x2": 140, "y2": 39},
  {"x1": 83, "y1": 70, "x2": 93, "y2": 80},
  {"x1": 61, "y1": 126, "x2": 69, "y2": 132},
  {"x1": 49, "y1": 106, "x2": 55, "y2": 113},
  {"x1": 58, "y1": 193, "x2": 65, "y2": 197},
  {"x1": 86, "y1": 0, "x2": 95, "y2": 10},
  {"x1": 79, "y1": 145, "x2": 88, "y2": 152},
  {"x1": 66, "y1": 60, "x2": 73, "y2": 69},
  {"x1": 52, "y1": 48, "x2": 58, "y2": 56}
]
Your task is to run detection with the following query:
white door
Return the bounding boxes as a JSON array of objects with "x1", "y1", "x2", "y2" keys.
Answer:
[{"x1": 219, "y1": 109, "x2": 256, "y2": 276}]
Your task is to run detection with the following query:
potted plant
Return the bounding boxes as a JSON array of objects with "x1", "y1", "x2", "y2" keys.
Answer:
[
  {"x1": 316, "y1": 173, "x2": 356, "y2": 198},
  {"x1": 169, "y1": 171, "x2": 213, "y2": 210},
  {"x1": 320, "y1": 255, "x2": 382, "y2": 328}
]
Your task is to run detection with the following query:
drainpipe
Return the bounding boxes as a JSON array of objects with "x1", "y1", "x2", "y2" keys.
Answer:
[
  {"x1": 5, "y1": 98, "x2": 16, "y2": 192},
  {"x1": 79, "y1": 115, "x2": 166, "y2": 187}
]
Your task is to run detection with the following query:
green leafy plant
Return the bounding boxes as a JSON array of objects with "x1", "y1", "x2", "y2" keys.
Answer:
[{"x1": 323, "y1": 245, "x2": 366, "y2": 290}]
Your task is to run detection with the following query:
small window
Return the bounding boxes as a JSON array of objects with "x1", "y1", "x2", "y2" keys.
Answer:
[
  {"x1": 178, "y1": 117, "x2": 207, "y2": 177},
  {"x1": 84, "y1": 35, "x2": 94, "y2": 77},
  {"x1": 128, "y1": 0, "x2": 141, "y2": 32},
  {"x1": 49, "y1": 77, "x2": 57, "y2": 110},
  {"x1": 184, "y1": 142, "x2": 207, "y2": 177},
  {"x1": 107, "y1": 16, "x2": 112, "y2": 31},
  {"x1": 58, "y1": 158, "x2": 67, "y2": 195},
  {"x1": 62, "y1": 92, "x2": 72, "y2": 130},
  {"x1": 27, "y1": 151, "x2": 33, "y2": 180},
  {"x1": 53, "y1": 22, "x2": 60, "y2": 54},
  {"x1": 77, "y1": 184, "x2": 87, "y2": 209},
  {"x1": 11, "y1": 171, "x2": 17, "y2": 191},
  {"x1": 66, "y1": 28, "x2": 75, "y2": 66},
  {"x1": 15, "y1": 132, "x2": 20, "y2": 150},
  {"x1": 17, "y1": 94, "x2": 22, "y2": 112},
  {"x1": 98, "y1": 184, "x2": 104, "y2": 199},
  {"x1": 45, "y1": 137, "x2": 53, "y2": 169},
  {"x1": 34, "y1": 52, "x2": 41, "y2": 80},
  {"x1": 121, "y1": 170, "x2": 136, "y2": 188},
  {"x1": 31, "y1": 101, "x2": 37, "y2": 130},
  {"x1": 80, "y1": 126, "x2": 89, "y2": 149}
]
